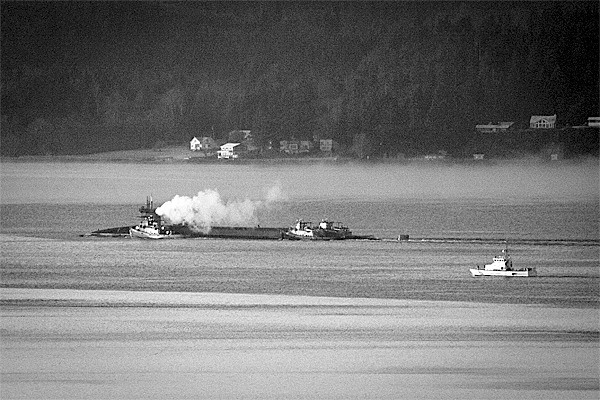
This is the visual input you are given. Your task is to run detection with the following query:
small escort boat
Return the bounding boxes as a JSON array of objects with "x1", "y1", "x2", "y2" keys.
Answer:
[
  {"x1": 315, "y1": 219, "x2": 352, "y2": 239},
  {"x1": 470, "y1": 248, "x2": 537, "y2": 277}
]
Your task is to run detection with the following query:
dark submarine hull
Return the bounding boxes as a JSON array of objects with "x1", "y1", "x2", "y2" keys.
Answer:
[
  {"x1": 88, "y1": 225, "x2": 286, "y2": 240},
  {"x1": 178, "y1": 225, "x2": 285, "y2": 240},
  {"x1": 85, "y1": 198, "x2": 378, "y2": 240},
  {"x1": 87, "y1": 225, "x2": 377, "y2": 240}
]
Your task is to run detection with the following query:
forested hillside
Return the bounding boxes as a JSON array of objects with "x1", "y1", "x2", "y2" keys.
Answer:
[{"x1": 1, "y1": 1, "x2": 598, "y2": 157}]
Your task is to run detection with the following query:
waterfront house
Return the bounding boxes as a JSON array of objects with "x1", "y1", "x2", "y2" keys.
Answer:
[
  {"x1": 530, "y1": 115, "x2": 556, "y2": 129},
  {"x1": 279, "y1": 140, "x2": 300, "y2": 154},
  {"x1": 588, "y1": 117, "x2": 600, "y2": 128},
  {"x1": 190, "y1": 136, "x2": 217, "y2": 151},
  {"x1": 217, "y1": 143, "x2": 241, "y2": 159},
  {"x1": 320, "y1": 139, "x2": 339, "y2": 153},
  {"x1": 299, "y1": 141, "x2": 313, "y2": 153},
  {"x1": 475, "y1": 122, "x2": 514, "y2": 133},
  {"x1": 424, "y1": 153, "x2": 446, "y2": 160},
  {"x1": 424, "y1": 150, "x2": 448, "y2": 160},
  {"x1": 190, "y1": 137, "x2": 201, "y2": 151}
]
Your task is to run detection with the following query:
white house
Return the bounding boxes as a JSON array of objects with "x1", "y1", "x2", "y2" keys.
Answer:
[
  {"x1": 530, "y1": 115, "x2": 556, "y2": 129},
  {"x1": 320, "y1": 139, "x2": 335, "y2": 152},
  {"x1": 190, "y1": 137, "x2": 201, "y2": 151},
  {"x1": 299, "y1": 140, "x2": 313, "y2": 153},
  {"x1": 588, "y1": 117, "x2": 600, "y2": 128},
  {"x1": 190, "y1": 136, "x2": 216, "y2": 151},
  {"x1": 279, "y1": 140, "x2": 300, "y2": 154},
  {"x1": 217, "y1": 143, "x2": 241, "y2": 159},
  {"x1": 475, "y1": 122, "x2": 514, "y2": 133}
]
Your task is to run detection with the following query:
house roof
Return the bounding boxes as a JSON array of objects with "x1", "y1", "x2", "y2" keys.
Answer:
[
  {"x1": 588, "y1": 117, "x2": 600, "y2": 127},
  {"x1": 530, "y1": 115, "x2": 556, "y2": 124},
  {"x1": 221, "y1": 142, "x2": 241, "y2": 147},
  {"x1": 475, "y1": 122, "x2": 514, "y2": 129},
  {"x1": 191, "y1": 136, "x2": 215, "y2": 142}
]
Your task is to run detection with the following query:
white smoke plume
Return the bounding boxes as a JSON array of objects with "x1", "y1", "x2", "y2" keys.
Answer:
[
  {"x1": 265, "y1": 185, "x2": 286, "y2": 203},
  {"x1": 155, "y1": 187, "x2": 284, "y2": 233}
]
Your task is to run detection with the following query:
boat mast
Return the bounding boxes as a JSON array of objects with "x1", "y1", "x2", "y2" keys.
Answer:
[{"x1": 139, "y1": 195, "x2": 162, "y2": 230}]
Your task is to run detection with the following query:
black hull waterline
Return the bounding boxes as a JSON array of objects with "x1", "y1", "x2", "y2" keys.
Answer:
[
  {"x1": 87, "y1": 225, "x2": 287, "y2": 240},
  {"x1": 86, "y1": 225, "x2": 381, "y2": 240}
]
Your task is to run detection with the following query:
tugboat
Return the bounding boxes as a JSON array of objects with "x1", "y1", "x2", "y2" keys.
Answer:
[
  {"x1": 314, "y1": 219, "x2": 352, "y2": 239},
  {"x1": 129, "y1": 197, "x2": 182, "y2": 239},
  {"x1": 285, "y1": 219, "x2": 317, "y2": 240},
  {"x1": 470, "y1": 248, "x2": 537, "y2": 277},
  {"x1": 284, "y1": 219, "x2": 352, "y2": 240}
]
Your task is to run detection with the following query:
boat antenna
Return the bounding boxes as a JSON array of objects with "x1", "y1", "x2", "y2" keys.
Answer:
[{"x1": 503, "y1": 238, "x2": 509, "y2": 253}]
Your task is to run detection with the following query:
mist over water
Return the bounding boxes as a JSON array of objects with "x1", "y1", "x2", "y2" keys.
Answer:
[{"x1": 1, "y1": 159, "x2": 597, "y2": 204}]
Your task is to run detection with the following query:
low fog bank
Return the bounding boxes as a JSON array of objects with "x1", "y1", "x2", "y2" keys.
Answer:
[
  {"x1": 297, "y1": 158, "x2": 599, "y2": 202},
  {"x1": 0, "y1": 158, "x2": 597, "y2": 204}
]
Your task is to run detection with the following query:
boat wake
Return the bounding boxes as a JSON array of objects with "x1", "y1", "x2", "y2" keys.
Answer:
[{"x1": 396, "y1": 237, "x2": 599, "y2": 247}]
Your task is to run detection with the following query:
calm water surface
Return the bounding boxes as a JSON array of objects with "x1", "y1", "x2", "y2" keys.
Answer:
[
  {"x1": 1, "y1": 161, "x2": 598, "y2": 399},
  {"x1": 1, "y1": 161, "x2": 598, "y2": 308}
]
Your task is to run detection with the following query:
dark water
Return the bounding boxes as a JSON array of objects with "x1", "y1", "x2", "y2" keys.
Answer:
[{"x1": 1, "y1": 200, "x2": 598, "y2": 308}]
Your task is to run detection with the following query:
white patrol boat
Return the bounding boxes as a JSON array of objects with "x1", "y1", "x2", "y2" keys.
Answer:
[{"x1": 470, "y1": 248, "x2": 537, "y2": 277}]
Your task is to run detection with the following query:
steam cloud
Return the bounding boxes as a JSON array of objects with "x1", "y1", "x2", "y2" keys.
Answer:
[{"x1": 155, "y1": 187, "x2": 285, "y2": 232}]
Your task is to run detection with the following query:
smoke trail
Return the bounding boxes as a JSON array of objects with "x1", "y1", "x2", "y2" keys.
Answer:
[
  {"x1": 265, "y1": 185, "x2": 286, "y2": 202},
  {"x1": 155, "y1": 187, "x2": 284, "y2": 233}
]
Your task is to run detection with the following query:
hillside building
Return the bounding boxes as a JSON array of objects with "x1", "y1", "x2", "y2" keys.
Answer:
[
  {"x1": 217, "y1": 143, "x2": 241, "y2": 159},
  {"x1": 530, "y1": 115, "x2": 556, "y2": 129},
  {"x1": 588, "y1": 117, "x2": 600, "y2": 128},
  {"x1": 475, "y1": 122, "x2": 514, "y2": 133},
  {"x1": 190, "y1": 136, "x2": 217, "y2": 151}
]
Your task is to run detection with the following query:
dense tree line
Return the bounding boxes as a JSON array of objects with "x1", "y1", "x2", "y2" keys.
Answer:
[{"x1": 1, "y1": 1, "x2": 598, "y2": 157}]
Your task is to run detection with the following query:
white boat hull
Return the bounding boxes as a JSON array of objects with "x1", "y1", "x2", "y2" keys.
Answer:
[
  {"x1": 284, "y1": 231, "x2": 331, "y2": 240},
  {"x1": 470, "y1": 268, "x2": 537, "y2": 277},
  {"x1": 129, "y1": 227, "x2": 182, "y2": 239}
]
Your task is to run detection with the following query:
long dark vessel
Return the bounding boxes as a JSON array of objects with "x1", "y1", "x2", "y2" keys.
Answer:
[
  {"x1": 88, "y1": 197, "x2": 286, "y2": 240},
  {"x1": 87, "y1": 197, "x2": 380, "y2": 240}
]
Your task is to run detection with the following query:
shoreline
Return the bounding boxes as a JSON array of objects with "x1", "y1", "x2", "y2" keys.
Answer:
[{"x1": 2, "y1": 153, "x2": 598, "y2": 165}]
